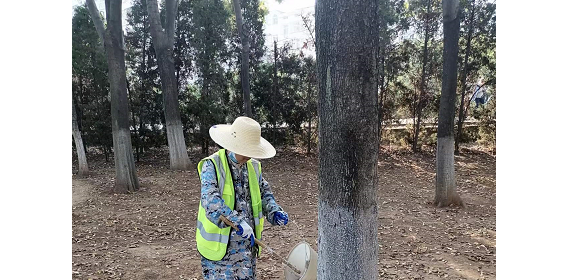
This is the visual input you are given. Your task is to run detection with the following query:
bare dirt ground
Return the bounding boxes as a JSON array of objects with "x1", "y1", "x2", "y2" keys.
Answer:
[{"x1": 72, "y1": 145, "x2": 495, "y2": 280}]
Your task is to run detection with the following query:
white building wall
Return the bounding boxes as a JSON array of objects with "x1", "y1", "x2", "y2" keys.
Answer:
[{"x1": 263, "y1": 1, "x2": 316, "y2": 60}]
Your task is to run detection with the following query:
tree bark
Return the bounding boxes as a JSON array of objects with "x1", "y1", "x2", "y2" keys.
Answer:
[
  {"x1": 146, "y1": 0, "x2": 191, "y2": 170},
  {"x1": 232, "y1": 0, "x2": 253, "y2": 117},
  {"x1": 316, "y1": 0, "x2": 380, "y2": 279},
  {"x1": 87, "y1": 0, "x2": 140, "y2": 193},
  {"x1": 455, "y1": 0, "x2": 476, "y2": 155},
  {"x1": 413, "y1": 0, "x2": 432, "y2": 153},
  {"x1": 435, "y1": 0, "x2": 464, "y2": 208},
  {"x1": 72, "y1": 99, "x2": 89, "y2": 176}
]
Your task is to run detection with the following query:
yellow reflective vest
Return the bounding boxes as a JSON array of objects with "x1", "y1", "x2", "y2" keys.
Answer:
[{"x1": 196, "y1": 149, "x2": 264, "y2": 261}]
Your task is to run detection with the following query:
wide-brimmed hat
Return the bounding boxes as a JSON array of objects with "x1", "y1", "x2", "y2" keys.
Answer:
[{"x1": 209, "y1": 117, "x2": 276, "y2": 159}]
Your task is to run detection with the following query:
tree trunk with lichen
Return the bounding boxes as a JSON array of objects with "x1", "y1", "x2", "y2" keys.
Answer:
[{"x1": 316, "y1": 0, "x2": 380, "y2": 278}]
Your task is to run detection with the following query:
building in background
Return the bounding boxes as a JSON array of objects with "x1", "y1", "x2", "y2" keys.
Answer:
[{"x1": 263, "y1": 0, "x2": 315, "y2": 59}]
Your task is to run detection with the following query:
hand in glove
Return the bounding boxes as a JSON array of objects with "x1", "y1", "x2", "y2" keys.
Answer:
[
  {"x1": 273, "y1": 211, "x2": 288, "y2": 226},
  {"x1": 235, "y1": 220, "x2": 255, "y2": 247}
]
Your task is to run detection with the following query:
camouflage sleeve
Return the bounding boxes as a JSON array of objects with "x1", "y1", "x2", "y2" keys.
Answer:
[
  {"x1": 200, "y1": 160, "x2": 243, "y2": 228},
  {"x1": 259, "y1": 175, "x2": 283, "y2": 226}
]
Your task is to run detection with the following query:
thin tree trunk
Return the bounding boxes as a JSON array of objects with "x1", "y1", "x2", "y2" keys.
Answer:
[
  {"x1": 146, "y1": 0, "x2": 191, "y2": 170},
  {"x1": 455, "y1": 0, "x2": 476, "y2": 155},
  {"x1": 127, "y1": 79, "x2": 140, "y2": 162},
  {"x1": 316, "y1": 0, "x2": 380, "y2": 279},
  {"x1": 77, "y1": 78, "x2": 88, "y2": 152},
  {"x1": 378, "y1": 52, "x2": 386, "y2": 144},
  {"x1": 200, "y1": 84, "x2": 209, "y2": 155},
  {"x1": 87, "y1": 0, "x2": 140, "y2": 192},
  {"x1": 72, "y1": 99, "x2": 89, "y2": 176},
  {"x1": 307, "y1": 72, "x2": 313, "y2": 155},
  {"x1": 413, "y1": 0, "x2": 433, "y2": 153},
  {"x1": 138, "y1": 11, "x2": 148, "y2": 160},
  {"x1": 435, "y1": 0, "x2": 464, "y2": 208},
  {"x1": 104, "y1": 145, "x2": 109, "y2": 162},
  {"x1": 273, "y1": 40, "x2": 278, "y2": 143},
  {"x1": 232, "y1": 0, "x2": 253, "y2": 117},
  {"x1": 378, "y1": 0, "x2": 388, "y2": 145}
]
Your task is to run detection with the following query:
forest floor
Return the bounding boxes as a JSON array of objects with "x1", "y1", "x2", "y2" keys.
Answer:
[{"x1": 72, "y1": 145, "x2": 496, "y2": 280}]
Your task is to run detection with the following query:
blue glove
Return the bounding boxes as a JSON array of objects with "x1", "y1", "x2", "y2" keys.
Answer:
[{"x1": 273, "y1": 211, "x2": 288, "y2": 226}]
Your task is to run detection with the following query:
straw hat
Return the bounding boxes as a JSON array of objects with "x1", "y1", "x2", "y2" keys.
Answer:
[{"x1": 209, "y1": 117, "x2": 276, "y2": 159}]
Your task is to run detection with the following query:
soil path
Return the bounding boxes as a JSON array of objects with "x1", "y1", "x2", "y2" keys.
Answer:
[{"x1": 72, "y1": 147, "x2": 495, "y2": 279}]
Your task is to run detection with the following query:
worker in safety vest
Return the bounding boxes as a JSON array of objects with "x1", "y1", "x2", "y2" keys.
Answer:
[{"x1": 196, "y1": 116, "x2": 288, "y2": 280}]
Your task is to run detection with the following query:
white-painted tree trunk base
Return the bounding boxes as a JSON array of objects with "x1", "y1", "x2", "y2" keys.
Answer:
[
  {"x1": 72, "y1": 101, "x2": 89, "y2": 176},
  {"x1": 113, "y1": 128, "x2": 139, "y2": 192},
  {"x1": 317, "y1": 202, "x2": 378, "y2": 280},
  {"x1": 73, "y1": 130, "x2": 89, "y2": 176},
  {"x1": 435, "y1": 136, "x2": 463, "y2": 207},
  {"x1": 165, "y1": 121, "x2": 190, "y2": 170}
]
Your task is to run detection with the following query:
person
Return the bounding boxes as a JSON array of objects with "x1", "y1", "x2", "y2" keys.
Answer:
[
  {"x1": 471, "y1": 79, "x2": 487, "y2": 108},
  {"x1": 195, "y1": 116, "x2": 289, "y2": 280}
]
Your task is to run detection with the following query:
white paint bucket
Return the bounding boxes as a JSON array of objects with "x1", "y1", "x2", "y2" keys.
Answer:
[{"x1": 283, "y1": 241, "x2": 317, "y2": 280}]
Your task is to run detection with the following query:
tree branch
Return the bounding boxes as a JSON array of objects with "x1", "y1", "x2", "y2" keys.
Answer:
[
  {"x1": 301, "y1": 13, "x2": 315, "y2": 46},
  {"x1": 85, "y1": 0, "x2": 106, "y2": 44}
]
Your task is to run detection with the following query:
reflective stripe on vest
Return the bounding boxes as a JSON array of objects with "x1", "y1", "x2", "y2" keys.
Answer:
[
  {"x1": 196, "y1": 220, "x2": 230, "y2": 244},
  {"x1": 196, "y1": 149, "x2": 264, "y2": 261}
]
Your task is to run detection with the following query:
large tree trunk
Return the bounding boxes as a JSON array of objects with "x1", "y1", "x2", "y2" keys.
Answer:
[
  {"x1": 413, "y1": 0, "x2": 433, "y2": 153},
  {"x1": 72, "y1": 99, "x2": 89, "y2": 176},
  {"x1": 87, "y1": 0, "x2": 140, "y2": 192},
  {"x1": 232, "y1": 0, "x2": 253, "y2": 117},
  {"x1": 316, "y1": 0, "x2": 380, "y2": 279},
  {"x1": 435, "y1": 0, "x2": 464, "y2": 208},
  {"x1": 146, "y1": 0, "x2": 191, "y2": 170},
  {"x1": 455, "y1": 0, "x2": 476, "y2": 155}
]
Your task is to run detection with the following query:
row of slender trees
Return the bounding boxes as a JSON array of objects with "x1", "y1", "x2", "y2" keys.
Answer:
[
  {"x1": 73, "y1": 0, "x2": 264, "y2": 191},
  {"x1": 72, "y1": 0, "x2": 495, "y2": 194}
]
